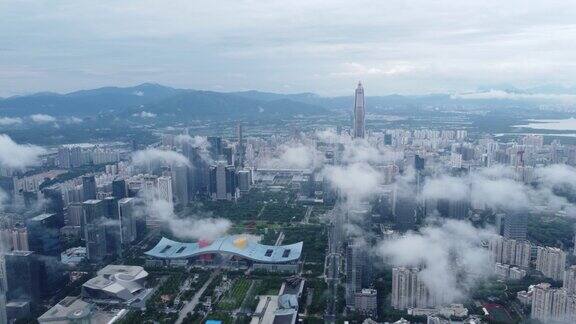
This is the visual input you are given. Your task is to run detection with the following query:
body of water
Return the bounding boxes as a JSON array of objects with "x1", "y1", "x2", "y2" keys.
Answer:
[{"x1": 513, "y1": 117, "x2": 576, "y2": 131}]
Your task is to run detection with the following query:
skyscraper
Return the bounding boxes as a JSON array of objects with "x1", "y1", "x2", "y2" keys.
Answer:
[
  {"x1": 353, "y1": 82, "x2": 365, "y2": 138},
  {"x1": 82, "y1": 200, "x2": 107, "y2": 263},
  {"x1": 26, "y1": 213, "x2": 61, "y2": 257},
  {"x1": 82, "y1": 175, "x2": 97, "y2": 201},
  {"x1": 208, "y1": 161, "x2": 237, "y2": 201},
  {"x1": 4, "y1": 251, "x2": 41, "y2": 303},
  {"x1": 172, "y1": 165, "x2": 189, "y2": 207},
  {"x1": 345, "y1": 242, "x2": 371, "y2": 309},
  {"x1": 112, "y1": 179, "x2": 127, "y2": 199},
  {"x1": 118, "y1": 198, "x2": 137, "y2": 245}
]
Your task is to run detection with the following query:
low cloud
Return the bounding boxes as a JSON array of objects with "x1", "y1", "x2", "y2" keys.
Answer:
[
  {"x1": 131, "y1": 148, "x2": 190, "y2": 168},
  {"x1": 133, "y1": 111, "x2": 157, "y2": 118},
  {"x1": 30, "y1": 114, "x2": 56, "y2": 123},
  {"x1": 377, "y1": 218, "x2": 494, "y2": 303},
  {"x1": 0, "y1": 117, "x2": 22, "y2": 125},
  {"x1": 259, "y1": 141, "x2": 324, "y2": 170},
  {"x1": 323, "y1": 162, "x2": 382, "y2": 206},
  {"x1": 137, "y1": 189, "x2": 231, "y2": 240},
  {"x1": 64, "y1": 116, "x2": 83, "y2": 124},
  {"x1": 175, "y1": 134, "x2": 213, "y2": 164},
  {"x1": 451, "y1": 90, "x2": 576, "y2": 103},
  {"x1": 0, "y1": 134, "x2": 46, "y2": 169}
]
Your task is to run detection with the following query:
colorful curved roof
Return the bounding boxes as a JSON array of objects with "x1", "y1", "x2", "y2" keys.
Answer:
[{"x1": 144, "y1": 235, "x2": 303, "y2": 263}]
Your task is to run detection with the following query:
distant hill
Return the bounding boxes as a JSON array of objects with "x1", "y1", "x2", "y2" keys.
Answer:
[
  {"x1": 0, "y1": 83, "x2": 556, "y2": 120},
  {"x1": 0, "y1": 83, "x2": 180, "y2": 117},
  {"x1": 0, "y1": 84, "x2": 328, "y2": 119}
]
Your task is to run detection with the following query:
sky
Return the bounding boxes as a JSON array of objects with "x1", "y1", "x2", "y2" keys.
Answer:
[{"x1": 2, "y1": 0, "x2": 576, "y2": 97}]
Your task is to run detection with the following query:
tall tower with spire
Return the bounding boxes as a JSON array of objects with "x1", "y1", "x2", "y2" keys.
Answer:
[{"x1": 353, "y1": 82, "x2": 365, "y2": 138}]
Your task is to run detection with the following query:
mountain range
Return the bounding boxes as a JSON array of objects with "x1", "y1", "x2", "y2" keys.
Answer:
[{"x1": 0, "y1": 83, "x2": 568, "y2": 120}]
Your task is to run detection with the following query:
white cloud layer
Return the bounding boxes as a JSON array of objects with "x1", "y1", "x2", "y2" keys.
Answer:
[
  {"x1": 0, "y1": 117, "x2": 22, "y2": 125},
  {"x1": 30, "y1": 114, "x2": 56, "y2": 123},
  {"x1": 377, "y1": 219, "x2": 494, "y2": 302},
  {"x1": 131, "y1": 148, "x2": 190, "y2": 168},
  {"x1": 0, "y1": 134, "x2": 46, "y2": 169}
]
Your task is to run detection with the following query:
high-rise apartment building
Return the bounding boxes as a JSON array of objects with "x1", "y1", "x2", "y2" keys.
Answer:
[
  {"x1": 536, "y1": 246, "x2": 566, "y2": 281},
  {"x1": 489, "y1": 236, "x2": 531, "y2": 268},
  {"x1": 392, "y1": 267, "x2": 438, "y2": 310}
]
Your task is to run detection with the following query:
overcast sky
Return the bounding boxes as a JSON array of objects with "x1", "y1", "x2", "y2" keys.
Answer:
[{"x1": 2, "y1": 0, "x2": 576, "y2": 97}]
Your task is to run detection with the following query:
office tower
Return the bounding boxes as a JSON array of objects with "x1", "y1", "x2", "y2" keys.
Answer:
[
  {"x1": 118, "y1": 198, "x2": 137, "y2": 245},
  {"x1": 395, "y1": 195, "x2": 417, "y2": 230},
  {"x1": 103, "y1": 196, "x2": 119, "y2": 219},
  {"x1": 497, "y1": 211, "x2": 528, "y2": 241},
  {"x1": 302, "y1": 172, "x2": 315, "y2": 198},
  {"x1": 236, "y1": 169, "x2": 252, "y2": 193},
  {"x1": 112, "y1": 179, "x2": 127, "y2": 199},
  {"x1": 414, "y1": 154, "x2": 425, "y2": 171},
  {"x1": 42, "y1": 187, "x2": 65, "y2": 221},
  {"x1": 536, "y1": 246, "x2": 567, "y2": 281},
  {"x1": 65, "y1": 202, "x2": 83, "y2": 226},
  {"x1": 322, "y1": 177, "x2": 337, "y2": 205},
  {"x1": 26, "y1": 213, "x2": 61, "y2": 257},
  {"x1": 353, "y1": 82, "x2": 365, "y2": 139},
  {"x1": 82, "y1": 200, "x2": 107, "y2": 263},
  {"x1": 207, "y1": 136, "x2": 223, "y2": 159},
  {"x1": 102, "y1": 197, "x2": 121, "y2": 258},
  {"x1": 172, "y1": 165, "x2": 189, "y2": 206},
  {"x1": 82, "y1": 199, "x2": 105, "y2": 229},
  {"x1": 223, "y1": 146, "x2": 234, "y2": 166},
  {"x1": 4, "y1": 251, "x2": 41, "y2": 303},
  {"x1": 208, "y1": 161, "x2": 236, "y2": 201},
  {"x1": 345, "y1": 242, "x2": 371, "y2": 309},
  {"x1": 237, "y1": 123, "x2": 244, "y2": 166},
  {"x1": 384, "y1": 134, "x2": 392, "y2": 145},
  {"x1": 82, "y1": 175, "x2": 97, "y2": 200}
]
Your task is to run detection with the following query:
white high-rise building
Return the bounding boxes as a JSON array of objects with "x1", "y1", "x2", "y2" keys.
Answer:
[
  {"x1": 564, "y1": 266, "x2": 576, "y2": 295},
  {"x1": 392, "y1": 267, "x2": 438, "y2": 310},
  {"x1": 353, "y1": 82, "x2": 365, "y2": 139},
  {"x1": 531, "y1": 282, "x2": 576, "y2": 322},
  {"x1": 157, "y1": 176, "x2": 173, "y2": 209},
  {"x1": 531, "y1": 283, "x2": 554, "y2": 321},
  {"x1": 536, "y1": 246, "x2": 566, "y2": 281},
  {"x1": 489, "y1": 236, "x2": 531, "y2": 268}
]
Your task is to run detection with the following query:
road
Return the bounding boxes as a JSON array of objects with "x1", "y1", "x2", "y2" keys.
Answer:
[
  {"x1": 175, "y1": 269, "x2": 220, "y2": 324},
  {"x1": 302, "y1": 205, "x2": 313, "y2": 224},
  {"x1": 324, "y1": 210, "x2": 342, "y2": 324}
]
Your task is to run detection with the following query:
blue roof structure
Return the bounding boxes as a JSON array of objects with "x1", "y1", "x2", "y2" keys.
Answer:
[{"x1": 145, "y1": 235, "x2": 303, "y2": 263}]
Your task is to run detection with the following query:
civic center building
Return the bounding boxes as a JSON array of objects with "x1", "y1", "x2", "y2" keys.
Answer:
[{"x1": 145, "y1": 235, "x2": 303, "y2": 273}]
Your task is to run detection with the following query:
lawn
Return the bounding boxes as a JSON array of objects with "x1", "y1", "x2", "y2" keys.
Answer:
[{"x1": 218, "y1": 278, "x2": 252, "y2": 311}]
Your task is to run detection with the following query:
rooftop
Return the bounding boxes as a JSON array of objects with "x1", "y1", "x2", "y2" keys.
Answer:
[{"x1": 145, "y1": 235, "x2": 303, "y2": 263}]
